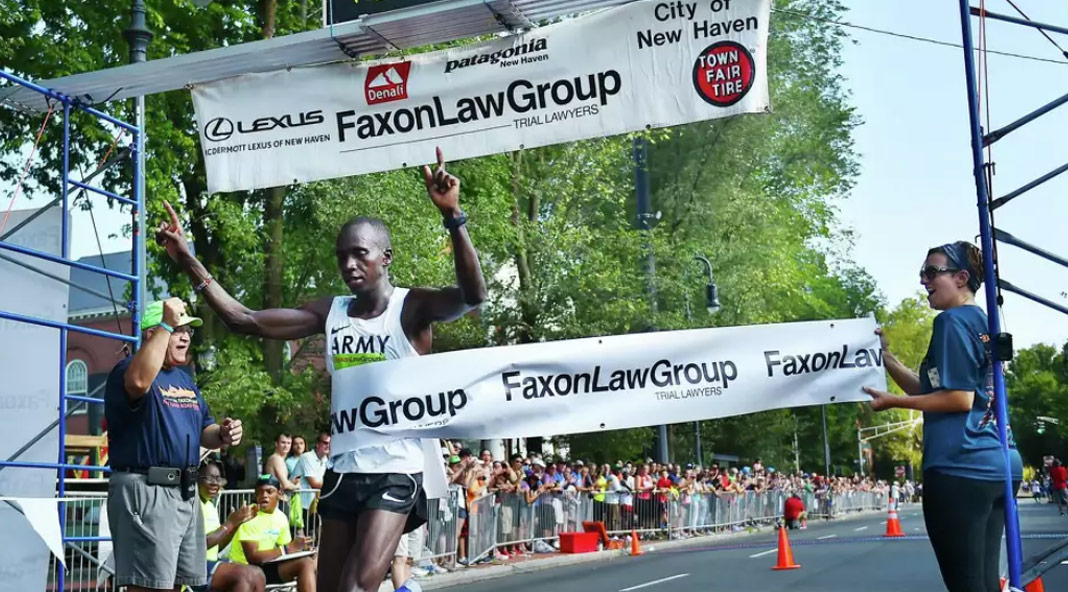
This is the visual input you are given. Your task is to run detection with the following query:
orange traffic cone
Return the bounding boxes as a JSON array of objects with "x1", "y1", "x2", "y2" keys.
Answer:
[
  {"x1": 1024, "y1": 577, "x2": 1046, "y2": 592},
  {"x1": 884, "y1": 506, "x2": 905, "y2": 538},
  {"x1": 771, "y1": 526, "x2": 800, "y2": 570},
  {"x1": 629, "y1": 530, "x2": 643, "y2": 556}
]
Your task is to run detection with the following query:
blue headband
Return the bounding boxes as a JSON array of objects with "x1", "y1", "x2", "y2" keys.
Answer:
[{"x1": 938, "y1": 242, "x2": 981, "y2": 292}]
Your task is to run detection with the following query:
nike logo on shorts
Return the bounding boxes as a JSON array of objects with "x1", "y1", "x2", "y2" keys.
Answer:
[{"x1": 382, "y1": 491, "x2": 406, "y2": 503}]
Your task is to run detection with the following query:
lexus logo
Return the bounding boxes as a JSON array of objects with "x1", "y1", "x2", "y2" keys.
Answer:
[{"x1": 204, "y1": 117, "x2": 234, "y2": 142}]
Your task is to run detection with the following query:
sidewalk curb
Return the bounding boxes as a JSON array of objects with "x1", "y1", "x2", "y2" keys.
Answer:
[{"x1": 393, "y1": 509, "x2": 885, "y2": 591}]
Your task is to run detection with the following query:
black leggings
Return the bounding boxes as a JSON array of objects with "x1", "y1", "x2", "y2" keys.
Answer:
[{"x1": 923, "y1": 470, "x2": 1019, "y2": 592}]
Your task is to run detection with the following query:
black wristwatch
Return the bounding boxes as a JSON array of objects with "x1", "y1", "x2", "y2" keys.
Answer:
[{"x1": 443, "y1": 211, "x2": 467, "y2": 230}]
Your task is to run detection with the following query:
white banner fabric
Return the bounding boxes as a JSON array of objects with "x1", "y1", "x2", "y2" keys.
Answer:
[
  {"x1": 192, "y1": 0, "x2": 771, "y2": 193},
  {"x1": 11, "y1": 499, "x2": 66, "y2": 570},
  {"x1": 0, "y1": 208, "x2": 68, "y2": 592},
  {"x1": 328, "y1": 317, "x2": 887, "y2": 455}
]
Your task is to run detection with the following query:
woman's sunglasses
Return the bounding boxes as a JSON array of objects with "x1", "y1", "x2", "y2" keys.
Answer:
[{"x1": 919, "y1": 265, "x2": 959, "y2": 281}]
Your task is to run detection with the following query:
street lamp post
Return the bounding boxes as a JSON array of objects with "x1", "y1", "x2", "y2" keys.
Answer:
[
  {"x1": 124, "y1": 0, "x2": 152, "y2": 351},
  {"x1": 687, "y1": 255, "x2": 720, "y2": 467},
  {"x1": 633, "y1": 137, "x2": 669, "y2": 463}
]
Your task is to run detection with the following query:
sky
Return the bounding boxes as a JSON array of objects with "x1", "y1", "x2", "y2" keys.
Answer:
[
  {"x1": 835, "y1": 0, "x2": 1068, "y2": 348},
  {"x1": 35, "y1": 0, "x2": 1068, "y2": 348}
]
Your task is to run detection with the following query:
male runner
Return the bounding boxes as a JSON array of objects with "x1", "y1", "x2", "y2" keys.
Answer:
[{"x1": 156, "y1": 148, "x2": 486, "y2": 592}]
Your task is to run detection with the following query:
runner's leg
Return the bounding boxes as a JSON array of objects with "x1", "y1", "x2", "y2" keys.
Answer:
[
  {"x1": 338, "y1": 509, "x2": 409, "y2": 592},
  {"x1": 317, "y1": 518, "x2": 356, "y2": 592}
]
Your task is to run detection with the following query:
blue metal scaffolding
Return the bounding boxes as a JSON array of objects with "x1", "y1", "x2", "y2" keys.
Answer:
[
  {"x1": 957, "y1": 3, "x2": 1068, "y2": 589},
  {"x1": 0, "y1": 69, "x2": 143, "y2": 592}
]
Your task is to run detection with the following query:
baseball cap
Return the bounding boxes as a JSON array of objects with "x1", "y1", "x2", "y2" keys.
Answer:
[
  {"x1": 449, "y1": 455, "x2": 461, "y2": 465},
  {"x1": 532, "y1": 459, "x2": 546, "y2": 468},
  {"x1": 141, "y1": 300, "x2": 203, "y2": 331},
  {"x1": 256, "y1": 474, "x2": 281, "y2": 489}
]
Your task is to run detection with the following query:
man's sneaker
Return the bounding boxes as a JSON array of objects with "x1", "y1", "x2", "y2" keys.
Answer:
[
  {"x1": 494, "y1": 552, "x2": 510, "y2": 561},
  {"x1": 410, "y1": 566, "x2": 429, "y2": 578},
  {"x1": 427, "y1": 565, "x2": 448, "y2": 575},
  {"x1": 457, "y1": 557, "x2": 469, "y2": 567}
]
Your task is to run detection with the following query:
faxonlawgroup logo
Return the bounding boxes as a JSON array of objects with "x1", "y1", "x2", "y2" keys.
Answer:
[
  {"x1": 365, "y1": 62, "x2": 412, "y2": 106},
  {"x1": 204, "y1": 117, "x2": 235, "y2": 142}
]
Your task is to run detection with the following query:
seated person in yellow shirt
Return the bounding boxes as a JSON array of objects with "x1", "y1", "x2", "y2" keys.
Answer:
[
  {"x1": 196, "y1": 460, "x2": 265, "y2": 592},
  {"x1": 231, "y1": 475, "x2": 316, "y2": 592}
]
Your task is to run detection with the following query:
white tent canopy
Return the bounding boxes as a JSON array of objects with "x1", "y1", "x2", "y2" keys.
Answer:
[{"x1": 0, "y1": 0, "x2": 630, "y2": 113}]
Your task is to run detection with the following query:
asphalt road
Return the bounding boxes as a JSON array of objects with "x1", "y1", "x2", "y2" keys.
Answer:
[{"x1": 441, "y1": 501, "x2": 1068, "y2": 592}]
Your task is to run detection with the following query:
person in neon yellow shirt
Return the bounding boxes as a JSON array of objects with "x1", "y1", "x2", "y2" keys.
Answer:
[
  {"x1": 592, "y1": 465, "x2": 608, "y2": 523},
  {"x1": 231, "y1": 475, "x2": 315, "y2": 592},
  {"x1": 195, "y1": 460, "x2": 264, "y2": 592}
]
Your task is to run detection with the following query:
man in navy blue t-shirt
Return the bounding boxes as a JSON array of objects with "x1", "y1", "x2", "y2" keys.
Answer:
[{"x1": 106, "y1": 298, "x2": 244, "y2": 592}]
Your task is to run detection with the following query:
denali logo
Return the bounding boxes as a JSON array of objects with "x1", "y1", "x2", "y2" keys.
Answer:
[
  {"x1": 445, "y1": 38, "x2": 548, "y2": 74},
  {"x1": 365, "y1": 62, "x2": 412, "y2": 105},
  {"x1": 202, "y1": 111, "x2": 325, "y2": 142}
]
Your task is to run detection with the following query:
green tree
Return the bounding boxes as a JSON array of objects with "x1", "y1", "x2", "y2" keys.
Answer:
[
  {"x1": 862, "y1": 294, "x2": 936, "y2": 478},
  {"x1": 1005, "y1": 342, "x2": 1068, "y2": 467},
  {"x1": 1, "y1": 0, "x2": 886, "y2": 458}
]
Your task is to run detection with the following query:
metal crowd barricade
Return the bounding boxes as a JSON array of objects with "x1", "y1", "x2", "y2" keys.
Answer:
[
  {"x1": 51, "y1": 485, "x2": 883, "y2": 588},
  {"x1": 48, "y1": 493, "x2": 115, "y2": 592},
  {"x1": 466, "y1": 493, "x2": 497, "y2": 562},
  {"x1": 423, "y1": 488, "x2": 460, "y2": 564}
]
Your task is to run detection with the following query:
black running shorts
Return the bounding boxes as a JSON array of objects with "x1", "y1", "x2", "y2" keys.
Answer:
[{"x1": 317, "y1": 470, "x2": 428, "y2": 533}]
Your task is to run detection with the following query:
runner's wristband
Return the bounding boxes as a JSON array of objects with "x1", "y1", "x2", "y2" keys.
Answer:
[
  {"x1": 195, "y1": 275, "x2": 214, "y2": 292},
  {"x1": 443, "y1": 211, "x2": 467, "y2": 230},
  {"x1": 157, "y1": 322, "x2": 175, "y2": 334}
]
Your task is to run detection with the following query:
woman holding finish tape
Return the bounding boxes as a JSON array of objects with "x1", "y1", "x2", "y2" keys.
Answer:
[{"x1": 864, "y1": 240, "x2": 1022, "y2": 592}]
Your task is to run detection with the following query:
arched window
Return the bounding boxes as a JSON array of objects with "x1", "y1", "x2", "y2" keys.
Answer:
[{"x1": 66, "y1": 360, "x2": 89, "y2": 415}]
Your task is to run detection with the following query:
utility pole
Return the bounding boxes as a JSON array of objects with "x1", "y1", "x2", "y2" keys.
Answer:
[
  {"x1": 695, "y1": 422, "x2": 702, "y2": 467},
  {"x1": 124, "y1": 0, "x2": 152, "y2": 350},
  {"x1": 821, "y1": 406, "x2": 831, "y2": 476},
  {"x1": 793, "y1": 414, "x2": 801, "y2": 474},
  {"x1": 633, "y1": 136, "x2": 668, "y2": 464}
]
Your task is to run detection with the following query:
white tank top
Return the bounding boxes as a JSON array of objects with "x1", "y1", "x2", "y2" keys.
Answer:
[{"x1": 325, "y1": 287, "x2": 425, "y2": 474}]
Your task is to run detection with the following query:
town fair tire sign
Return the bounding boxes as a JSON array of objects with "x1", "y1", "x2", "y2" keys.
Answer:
[
  {"x1": 693, "y1": 41, "x2": 755, "y2": 107},
  {"x1": 192, "y1": 0, "x2": 771, "y2": 193}
]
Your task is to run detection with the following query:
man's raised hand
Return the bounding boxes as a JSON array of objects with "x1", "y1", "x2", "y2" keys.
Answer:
[{"x1": 155, "y1": 201, "x2": 193, "y2": 263}]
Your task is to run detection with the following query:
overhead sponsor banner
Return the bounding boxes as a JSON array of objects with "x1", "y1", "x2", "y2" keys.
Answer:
[
  {"x1": 193, "y1": 0, "x2": 771, "y2": 193},
  {"x1": 0, "y1": 208, "x2": 68, "y2": 592},
  {"x1": 326, "y1": 0, "x2": 448, "y2": 25},
  {"x1": 328, "y1": 317, "x2": 887, "y2": 454}
]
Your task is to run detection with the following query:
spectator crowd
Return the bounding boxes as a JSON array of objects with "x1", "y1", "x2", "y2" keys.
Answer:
[{"x1": 197, "y1": 435, "x2": 894, "y2": 590}]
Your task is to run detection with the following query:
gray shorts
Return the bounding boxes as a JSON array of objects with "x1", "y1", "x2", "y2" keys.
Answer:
[{"x1": 107, "y1": 471, "x2": 206, "y2": 589}]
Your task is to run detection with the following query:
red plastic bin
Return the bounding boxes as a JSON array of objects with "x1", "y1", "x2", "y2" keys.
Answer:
[{"x1": 558, "y1": 531, "x2": 599, "y2": 554}]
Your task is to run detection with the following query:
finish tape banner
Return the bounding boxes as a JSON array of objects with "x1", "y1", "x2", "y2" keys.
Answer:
[
  {"x1": 329, "y1": 317, "x2": 887, "y2": 454},
  {"x1": 192, "y1": 0, "x2": 771, "y2": 193}
]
